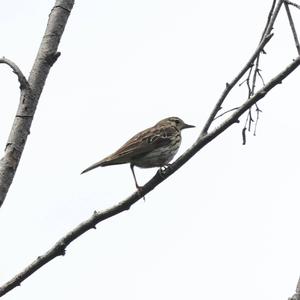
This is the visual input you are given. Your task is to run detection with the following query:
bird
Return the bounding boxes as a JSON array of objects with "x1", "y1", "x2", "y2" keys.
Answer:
[{"x1": 81, "y1": 117, "x2": 195, "y2": 190}]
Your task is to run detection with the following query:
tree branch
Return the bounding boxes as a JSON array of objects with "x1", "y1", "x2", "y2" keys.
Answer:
[
  {"x1": 200, "y1": 33, "x2": 273, "y2": 136},
  {"x1": 264, "y1": 0, "x2": 285, "y2": 37},
  {"x1": 201, "y1": 0, "x2": 284, "y2": 138},
  {"x1": 285, "y1": 0, "x2": 300, "y2": 10},
  {"x1": 0, "y1": 57, "x2": 29, "y2": 90},
  {"x1": 214, "y1": 107, "x2": 240, "y2": 120},
  {"x1": 0, "y1": 0, "x2": 74, "y2": 208},
  {"x1": 289, "y1": 275, "x2": 300, "y2": 300},
  {"x1": 284, "y1": 1, "x2": 300, "y2": 55},
  {"x1": 260, "y1": 0, "x2": 278, "y2": 41},
  {"x1": 1, "y1": 55, "x2": 299, "y2": 298}
]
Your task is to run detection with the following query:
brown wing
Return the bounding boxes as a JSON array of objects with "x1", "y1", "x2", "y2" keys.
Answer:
[
  {"x1": 103, "y1": 124, "x2": 177, "y2": 164},
  {"x1": 81, "y1": 124, "x2": 178, "y2": 173}
]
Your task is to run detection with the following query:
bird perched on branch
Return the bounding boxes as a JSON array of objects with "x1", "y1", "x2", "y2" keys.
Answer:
[{"x1": 81, "y1": 116, "x2": 195, "y2": 190}]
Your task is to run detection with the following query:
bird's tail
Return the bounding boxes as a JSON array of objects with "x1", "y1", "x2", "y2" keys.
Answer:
[
  {"x1": 81, "y1": 157, "x2": 120, "y2": 174},
  {"x1": 81, "y1": 160, "x2": 105, "y2": 174}
]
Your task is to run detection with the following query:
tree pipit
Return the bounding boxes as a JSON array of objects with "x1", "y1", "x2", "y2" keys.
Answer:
[{"x1": 81, "y1": 117, "x2": 195, "y2": 193}]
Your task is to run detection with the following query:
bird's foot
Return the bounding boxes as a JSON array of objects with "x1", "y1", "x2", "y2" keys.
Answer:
[
  {"x1": 136, "y1": 185, "x2": 146, "y2": 201},
  {"x1": 159, "y1": 164, "x2": 172, "y2": 178}
]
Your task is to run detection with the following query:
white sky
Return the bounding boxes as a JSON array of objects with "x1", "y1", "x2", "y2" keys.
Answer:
[{"x1": 1, "y1": 1, "x2": 300, "y2": 299}]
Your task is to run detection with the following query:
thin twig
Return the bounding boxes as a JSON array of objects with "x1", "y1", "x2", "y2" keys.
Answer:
[
  {"x1": 260, "y1": 0, "x2": 276, "y2": 41},
  {"x1": 264, "y1": 0, "x2": 286, "y2": 38},
  {"x1": 1, "y1": 55, "x2": 299, "y2": 298},
  {"x1": 251, "y1": 56, "x2": 261, "y2": 95},
  {"x1": 239, "y1": 62, "x2": 254, "y2": 97},
  {"x1": 242, "y1": 0, "x2": 280, "y2": 139},
  {"x1": 0, "y1": 57, "x2": 29, "y2": 90},
  {"x1": 242, "y1": 127, "x2": 247, "y2": 145},
  {"x1": 242, "y1": 111, "x2": 250, "y2": 145},
  {"x1": 241, "y1": 0, "x2": 277, "y2": 140},
  {"x1": 200, "y1": 33, "x2": 273, "y2": 136},
  {"x1": 260, "y1": 0, "x2": 278, "y2": 42},
  {"x1": 248, "y1": 109, "x2": 254, "y2": 131},
  {"x1": 284, "y1": 1, "x2": 300, "y2": 55},
  {"x1": 242, "y1": 0, "x2": 279, "y2": 140},
  {"x1": 243, "y1": 54, "x2": 263, "y2": 140},
  {"x1": 202, "y1": 0, "x2": 283, "y2": 137},
  {"x1": 214, "y1": 107, "x2": 240, "y2": 120},
  {"x1": 286, "y1": 0, "x2": 300, "y2": 10},
  {"x1": 254, "y1": 106, "x2": 262, "y2": 136},
  {"x1": 246, "y1": 68, "x2": 253, "y2": 97},
  {"x1": 200, "y1": 0, "x2": 278, "y2": 137},
  {"x1": 257, "y1": 69, "x2": 265, "y2": 85}
]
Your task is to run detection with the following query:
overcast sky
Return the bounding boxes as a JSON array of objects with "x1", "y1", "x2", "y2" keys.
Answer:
[{"x1": 1, "y1": 1, "x2": 300, "y2": 299}]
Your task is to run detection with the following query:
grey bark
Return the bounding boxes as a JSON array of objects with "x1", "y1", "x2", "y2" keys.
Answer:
[{"x1": 0, "y1": 0, "x2": 75, "y2": 208}]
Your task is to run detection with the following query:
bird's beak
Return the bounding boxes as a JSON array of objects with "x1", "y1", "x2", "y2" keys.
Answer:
[{"x1": 182, "y1": 123, "x2": 195, "y2": 129}]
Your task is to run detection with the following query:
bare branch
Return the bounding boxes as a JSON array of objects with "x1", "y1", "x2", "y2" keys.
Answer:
[
  {"x1": 264, "y1": 0, "x2": 285, "y2": 37},
  {"x1": 200, "y1": 33, "x2": 273, "y2": 136},
  {"x1": 260, "y1": 0, "x2": 277, "y2": 41},
  {"x1": 0, "y1": 57, "x2": 29, "y2": 90},
  {"x1": 1, "y1": 55, "x2": 299, "y2": 298},
  {"x1": 202, "y1": 1, "x2": 284, "y2": 137},
  {"x1": 285, "y1": 0, "x2": 300, "y2": 10},
  {"x1": 257, "y1": 69, "x2": 265, "y2": 85},
  {"x1": 284, "y1": 1, "x2": 300, "y2": 55},
  {"x1": 238, "y1": 0, "x2": 286, "y2": 141},
  {"x1": 251, "y1": 56, "x2": 261, "y2": 95},
  {"x1": 289, "y1": 275, "x2": 300, "y2": 300},
  {"x1": 213, "y1": 107, "x2": 239, "y2": 120},
  {"x1": 0, "y1": 0, "x2": 74, "y2": 208},
  {"x1": 242, "y1": 127, "x2": 247, "y2": 145},
  {"x1": 253, "y1": 105, "x2": 262, "y2": 136},
  {"x1": 243, "y1": 55, "x2": 263, "y2": 141}
]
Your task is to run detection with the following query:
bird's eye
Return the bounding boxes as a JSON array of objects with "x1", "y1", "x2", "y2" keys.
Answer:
[{"x1": 170, "y1": 117, "x2": 180, "y2": 125}]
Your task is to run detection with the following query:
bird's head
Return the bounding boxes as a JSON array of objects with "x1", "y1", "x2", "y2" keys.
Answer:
[{"x1": 157, "y1": 117, "x2": 195, "y2": 130}]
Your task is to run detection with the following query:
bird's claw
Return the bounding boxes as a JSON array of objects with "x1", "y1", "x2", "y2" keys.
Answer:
[
  {"x1": 159, "y1": 164, "x2": 172, "y2": 178},
  {"x1": 136, "y1": 185, "x2": 146, "y2": 201}
]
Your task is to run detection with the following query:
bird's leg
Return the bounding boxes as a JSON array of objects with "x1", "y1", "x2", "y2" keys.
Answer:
[
  {"x1": 130, "y1": 163, "x2": 145, "y2": 200},
  {"x1": 130, "y1": 163, "x2": 140, "y2": 189}
]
